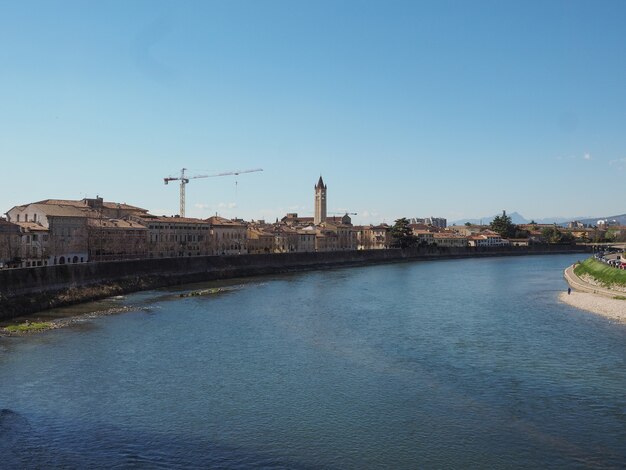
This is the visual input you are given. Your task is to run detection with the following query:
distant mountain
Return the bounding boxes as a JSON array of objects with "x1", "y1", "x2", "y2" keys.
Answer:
[
  {"x1": 451, "y1": 212, "x2": 528, "y2": 226},
  {"x1": 450, "y1": 212, "x2": 626, "y2": 227},
  {"x1": 534, "y1": 216, "x2": 575, "y2": 225}
]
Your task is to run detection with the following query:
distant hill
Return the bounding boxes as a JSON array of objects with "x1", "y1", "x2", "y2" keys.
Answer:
[
  {"x1": 450, "y1": 212, "x2": 626, "y2": 227},
  {"x1": 451, "y1": 211, "x2": 528, "y2": 226}
]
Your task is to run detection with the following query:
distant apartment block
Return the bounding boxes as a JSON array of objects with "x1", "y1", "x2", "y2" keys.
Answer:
[
  {"x1": 425, "y1": 217, "x2": 447, "y2": 228},
  {"x1": 597, "y1": 219, "x2": 618, "y2": 227},
  {"x1": 411, "y1": 217, "x2": 447, "y2": 228}
]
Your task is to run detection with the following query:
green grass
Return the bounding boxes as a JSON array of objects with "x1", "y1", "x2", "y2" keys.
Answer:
[
  {"x1": 574, "y1": 257, "x2": 626, "y2": 288},
  {"x1": 613, "y1": 296, "x2": 626, "y2": 300},
  {"x1": 4, "y1": 321, "x2": 52, "y2": 333}
]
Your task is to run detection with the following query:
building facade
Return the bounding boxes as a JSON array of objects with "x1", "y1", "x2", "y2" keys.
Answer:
[
  {"x1": 208, "y1": 216, "x2": 248, "y2": 255},
  {"x1": 88, "y1": 218, "x2": 149, "y2": 261},
  {"x1": 138, "y1": 215, "x2": 213, "y2": 258},
  {"x1": 5, "y1": 198, "x2": 150, "y2": 266},
  {"x1": 356, "y1": 224, "x2": 391, "y2": 250},
  {"x1": 0, "y1": 218, "x2": 21, "y2": 267}
]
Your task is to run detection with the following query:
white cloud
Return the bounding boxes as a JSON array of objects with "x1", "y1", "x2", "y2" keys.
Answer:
[
  {"x1": 194, "y1": 203, "x2": 210, "y2": 210},
  {"x1": 218, "y1": 202, "x2": 237, "y2": 209},
  {"x1": 609, "y1": 158, "x2": 626, "y2": 170},
  {"x1": 359, "y1": 210, "x2": 380, "y2": 220},
  {"x1": 556, "y1": 152, "x2": 593, "y2": 161}
]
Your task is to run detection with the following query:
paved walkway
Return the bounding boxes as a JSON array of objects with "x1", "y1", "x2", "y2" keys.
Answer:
[{"x1": 564, "y1": 264, "x2": 624, "y2": 297}]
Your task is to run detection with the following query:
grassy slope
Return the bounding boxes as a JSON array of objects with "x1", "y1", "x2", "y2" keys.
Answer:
[
  {"x1": 4, "y1": 321, "x2": 52, "y2": 333},
  {"x1": 574, "y1": 257, "x2": 626, "y2": 288}
]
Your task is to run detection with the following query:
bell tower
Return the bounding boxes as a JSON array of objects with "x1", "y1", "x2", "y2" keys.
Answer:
[{"x1": 314, "y1": 176, "x2": 327, "y2": 225}]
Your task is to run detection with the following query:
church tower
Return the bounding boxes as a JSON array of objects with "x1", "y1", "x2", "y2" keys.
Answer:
[{"x1": 314, "y1": 176, "x2": 327, "y2": 225}]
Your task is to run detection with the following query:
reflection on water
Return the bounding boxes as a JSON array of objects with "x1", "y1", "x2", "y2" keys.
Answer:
[{"x1": 1, "y1": 254, "x2": 625, "y2": 469}]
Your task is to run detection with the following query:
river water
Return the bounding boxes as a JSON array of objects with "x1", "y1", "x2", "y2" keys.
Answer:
[{"x1": 1, "y1": 254, "x2": 625, "y2": 469}]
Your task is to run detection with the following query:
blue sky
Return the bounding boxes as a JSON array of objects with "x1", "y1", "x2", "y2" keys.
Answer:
[{"x1": 1, "y1": 0, "x2": 625, "y2": 224}]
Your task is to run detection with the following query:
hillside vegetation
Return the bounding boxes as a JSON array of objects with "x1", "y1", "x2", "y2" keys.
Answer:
[{"x1": 574, "y1": 258, "x2": 626, "y2": 288}]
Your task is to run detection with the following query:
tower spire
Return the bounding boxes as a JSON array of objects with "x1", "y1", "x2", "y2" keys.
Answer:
[
  {"x1": 314, "y1": 175, "x2": 327, "y2": 225},
  {"x1": 315, "y1": 175, "x2": 326, "y2": 189}
]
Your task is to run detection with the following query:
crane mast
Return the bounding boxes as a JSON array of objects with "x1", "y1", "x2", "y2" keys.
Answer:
[{"x1": 164, "y1": 167, "x2": 262, "y2": 217}]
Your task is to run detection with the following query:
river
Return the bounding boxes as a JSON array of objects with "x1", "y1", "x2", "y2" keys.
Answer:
[{"x1": 1, "y1": 254, "x2": 625, "y2": 468}]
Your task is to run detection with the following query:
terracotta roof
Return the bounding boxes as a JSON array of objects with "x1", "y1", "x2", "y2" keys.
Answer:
[
  {"x1": 325, "y1": 215, "x2": 349, "y2": 223},
  {"x1": 88, "y1": 219, "x2": 148, "y2": 230},
  {"x1": 34, "y1": 198, "x2": 147, "y2": 213},
  {"x1": 271, "y1": 225, "x2": 298, "y2": 234},
  {"x1": 247, "y1": 228, "x2": 274, "y2": 238},
  {"x1": 281, "y1": 215, "x2": 314, "y2": 224},
  {"x1": 31, "y1": 203, "x2": 93, "y2": 218},
  {"x1": 321, "y1": 221, "x2": 351, "y2": 229},
  {"x1": 0, "y1": 218, "x2": 18, "y2": 227},
  {"x1": 433, "y1": 233, "x2": 467, "y2": 239},
  {"x1": 101, "y1": 202, "x2": 147, "y2": 212},
  {"x1": 206, "y1": 216, "x2": 245, "y2": 227},
  {"x1": 15, "y1": 222, "x2": 49, "y2": 232},
  {"x1": 139, "y1": 215, "x2": 210, "y2": 224}
]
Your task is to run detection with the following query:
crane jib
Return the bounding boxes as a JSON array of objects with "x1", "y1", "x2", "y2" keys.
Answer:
[{"x1": 164, "y1": 167, "x2": 263, "y2": 217}]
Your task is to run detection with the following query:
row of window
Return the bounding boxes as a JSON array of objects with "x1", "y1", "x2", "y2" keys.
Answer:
[
  {"x1": 23, "y1": 234, "x2": 50, "y2": 243},
  {"x1": 15, "y1": 213, "x2": 38, "y2": 223},
  {"x1": 149, "y1": 225, "x2": 211, "y2": 231},
  {"x1": 150, "y1": 234, "x2": 209, "y2": 242}
]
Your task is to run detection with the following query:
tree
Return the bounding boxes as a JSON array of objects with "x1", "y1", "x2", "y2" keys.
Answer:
[
  {"x1": 391, "y1": 218, "x2": 418, "y2": 249},
  {"x1": 541, "y1": 226, "x2": 574, "y2": 244},
  {"x1": 490, "y1": 213, "x2": 516, "y2": 238}
]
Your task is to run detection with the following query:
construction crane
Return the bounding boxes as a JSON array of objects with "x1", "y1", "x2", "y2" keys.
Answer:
[{"x1": 164, "y1": 167, "x2": 263, "y2": 217}]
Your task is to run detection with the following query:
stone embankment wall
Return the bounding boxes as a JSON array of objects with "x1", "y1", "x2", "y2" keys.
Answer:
[{"x1": 0, "y1": 245, "x2": 589, "y2": 320}]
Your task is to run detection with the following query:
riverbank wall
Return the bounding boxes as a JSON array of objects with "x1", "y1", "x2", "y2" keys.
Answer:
[{"x1": 0, "y1": 245, "x2": 589, "y2": 320}]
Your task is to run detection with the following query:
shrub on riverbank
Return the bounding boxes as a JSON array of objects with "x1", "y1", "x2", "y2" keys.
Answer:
[
  {"x1": 575, "y1": 258, "x2": 626, "y2": 288},
  {"x1": 4, "y1": 321, "x2": 52, "y2": 333}
]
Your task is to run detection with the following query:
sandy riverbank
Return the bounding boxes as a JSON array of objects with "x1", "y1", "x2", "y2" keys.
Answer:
[{"x1": 559, "y1": 291, "x2": 626, "y2": 323}]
